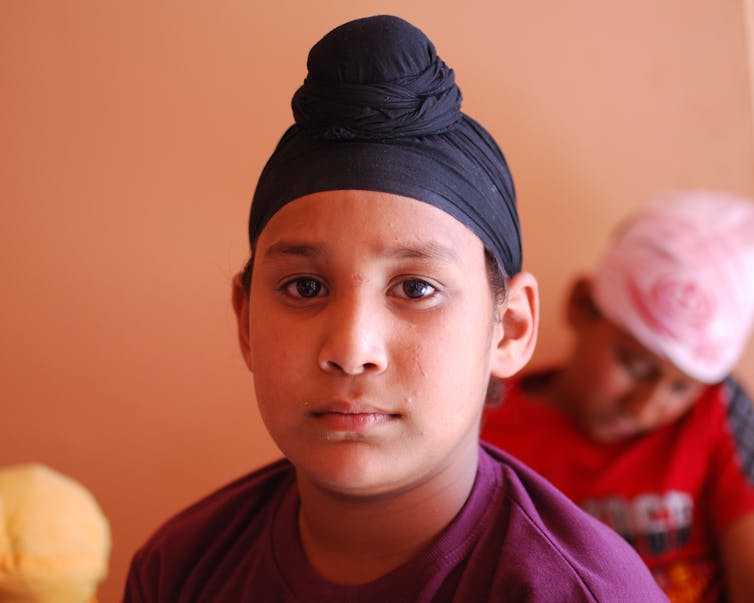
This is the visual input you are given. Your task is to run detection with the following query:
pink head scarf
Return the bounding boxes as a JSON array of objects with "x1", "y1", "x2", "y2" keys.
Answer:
[{"x1": 591, "y1": 190, "x2": 754, "y2": 383}]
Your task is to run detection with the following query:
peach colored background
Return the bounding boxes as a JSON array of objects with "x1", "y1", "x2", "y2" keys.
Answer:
[{"x1": 2, "y1": 1, "x2": 753, "y2": 601}]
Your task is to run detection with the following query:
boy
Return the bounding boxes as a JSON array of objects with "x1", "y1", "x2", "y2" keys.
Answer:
[
  {"x1": 482, "y1": 191, "x2": 754, "y2": 602},
  {"x1": 123, "y1": 15, "x2": 666, "y2": 601}
]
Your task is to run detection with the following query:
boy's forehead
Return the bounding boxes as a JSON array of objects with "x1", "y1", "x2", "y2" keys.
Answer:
[{"x1": 255, "y1": 189, "x2": 484, "y2": 259}]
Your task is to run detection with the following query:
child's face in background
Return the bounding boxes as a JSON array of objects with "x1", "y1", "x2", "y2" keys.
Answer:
[
  {"x1": 563, "y1": 309, "x2": 704, "y2": 443},
  {"x1": 243, "y1": 190, "x2": 507, "y2": 497}
]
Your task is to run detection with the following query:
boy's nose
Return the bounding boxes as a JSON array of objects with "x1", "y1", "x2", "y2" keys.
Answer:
[
  {"x1": 622, "y1": 380, "x2": 665, "y2": 426},
  {"x1": 317, "y1": 294, "x2": 388, "y2": 376}
]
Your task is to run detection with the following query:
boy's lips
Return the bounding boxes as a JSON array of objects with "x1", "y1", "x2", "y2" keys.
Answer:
[
  {"x1": 308, "y1": 400, "x2": 402, "y2": 433},
  {"x1": 598, "y1": 415, "x2": 641, "y2": 440}
]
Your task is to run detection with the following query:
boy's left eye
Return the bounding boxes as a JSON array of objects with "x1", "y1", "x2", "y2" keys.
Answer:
[
  {"x1": 282, "y1": 277, "x2": 327, "y2": 299},
  {"x1": 393, "y1": 278, "x2": 437, "y2": 299}
]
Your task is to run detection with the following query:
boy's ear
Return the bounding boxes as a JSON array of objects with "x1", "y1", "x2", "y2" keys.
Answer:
[
  {"x1": 232, "y1": 274, "x2": 254, "y2": 372},
  {"x1": 490, "y1": 271, "x2": 539, "y2": 379},
  {"x1": 566, "y1": 277, "x2": 601, "y2": 329}
]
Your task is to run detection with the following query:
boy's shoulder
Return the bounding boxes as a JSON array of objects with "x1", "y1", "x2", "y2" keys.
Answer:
[
  {"x1": 126, "y1": 458, "x2": 295, "y2": 587},
  {"x1": 479, "y1": 443, "x2": 668, "y2": 601},
  {"x1": 146, "y1": 458, "x2": 293, "y2": 543}
]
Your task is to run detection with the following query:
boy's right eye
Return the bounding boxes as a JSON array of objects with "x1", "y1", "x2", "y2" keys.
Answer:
[
  {"x1": 281, "y1": 277, "x2": 327, "y2": 299},
  {"x1": 615, "y1": 345, "x2": 656, "y2": 381}
]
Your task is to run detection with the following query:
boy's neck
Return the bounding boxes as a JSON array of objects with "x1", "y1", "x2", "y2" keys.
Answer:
[{"x1": 295, "y1": 438, "x2": 479, "y2": 585}]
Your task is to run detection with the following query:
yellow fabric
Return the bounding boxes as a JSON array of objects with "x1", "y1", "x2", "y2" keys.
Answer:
[{"x1": 0, "y1": 464, "x2": 110, "y2": 603}]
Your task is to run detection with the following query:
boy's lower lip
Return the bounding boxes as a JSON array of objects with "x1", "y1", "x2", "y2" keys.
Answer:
[{"x1": 310, "y1": 411, "x2": 399, "y2": 432}]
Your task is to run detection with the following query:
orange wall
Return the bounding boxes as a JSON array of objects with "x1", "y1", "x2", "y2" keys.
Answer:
[{"x1": 1, "y1": 2, "x2": 753, "y2": 601}]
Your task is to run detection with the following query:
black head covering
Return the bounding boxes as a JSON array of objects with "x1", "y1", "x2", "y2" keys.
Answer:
[{"x1": 249, "y1": 15, "x2": 522, "y2": 276}]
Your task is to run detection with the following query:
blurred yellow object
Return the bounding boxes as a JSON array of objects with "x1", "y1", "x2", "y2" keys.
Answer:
[{"x1": 0, "y1": 464, "x2": 110, "y2": 603}]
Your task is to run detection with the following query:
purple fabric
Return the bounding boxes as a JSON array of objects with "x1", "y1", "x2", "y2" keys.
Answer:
[{"x1": 123, "y1": 445, "x2": 667, "y2": 602}]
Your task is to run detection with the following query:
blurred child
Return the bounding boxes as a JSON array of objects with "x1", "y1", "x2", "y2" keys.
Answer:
[
  {"x1": 482, "y1": 190, "x2": 754, "y2": 602},
  {"x1": 123, "y1": 15, "x2": 666, "y2": 602}
]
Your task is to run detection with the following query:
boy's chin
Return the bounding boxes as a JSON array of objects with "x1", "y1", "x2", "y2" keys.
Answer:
[
  {"x1": 584, "y1": 419, "x2": 643, "y2": 444},
  {"x1": 294, "y1": 447, "x2": 415, "y2": 498}
]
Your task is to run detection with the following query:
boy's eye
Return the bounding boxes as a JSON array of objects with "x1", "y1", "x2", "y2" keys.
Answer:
[
  {"x1": 395, "y1": 278, "x2": 436, "y2": 299},
  {"x1": 282, "y1": 277, "x2": 326, "y2": 298},
  {"x1": 669, "y1": 380, "x2": 694, "y2": 394},
  {"x1": 615, "y1": 346, "x2": 656, "y2": 381}
]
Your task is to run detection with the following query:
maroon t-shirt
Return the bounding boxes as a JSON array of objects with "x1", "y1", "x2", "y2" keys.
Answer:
[{"x1": 123, "y1": 444, "x2": 666, "y2": 602}]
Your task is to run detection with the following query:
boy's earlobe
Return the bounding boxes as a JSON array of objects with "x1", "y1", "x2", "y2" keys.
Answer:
[
  {"x1": 231, "y1": 274, "x2": 254, "y2": 372},
  {"x1": 491, "y1": 271, "x2": 539, "y2": 379}
]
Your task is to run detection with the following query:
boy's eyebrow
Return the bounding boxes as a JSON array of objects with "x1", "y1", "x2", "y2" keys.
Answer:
[
  {"x1": 384, "y1": 242, "x2": 460, "y2": 263},
  {"x1": 263, "y1": 242, "x2": 326, "y2": 261},
  {"x1": 262, "y1": 240, "x2": 461, "y2": 263}
]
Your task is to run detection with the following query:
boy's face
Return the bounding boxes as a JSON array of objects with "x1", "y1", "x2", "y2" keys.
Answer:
[
  {"x1": 564, "y1": 283, "x2": 704, "y2": 442},
  {"x1": 236, "y1": 190, "x2": 532, "y2": 497}
]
